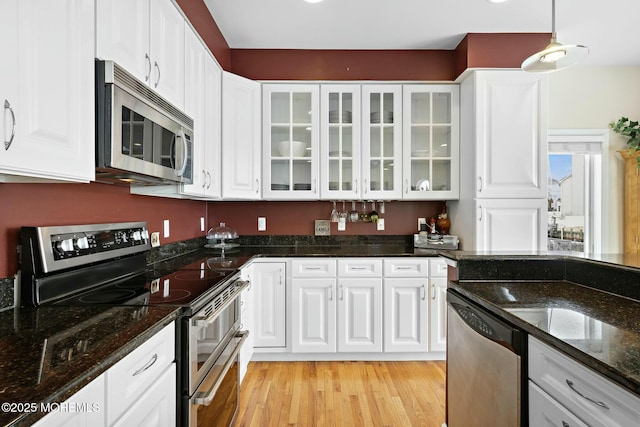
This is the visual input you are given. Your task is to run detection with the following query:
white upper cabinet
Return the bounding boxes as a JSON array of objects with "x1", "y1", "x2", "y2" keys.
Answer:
[
  {"x1": 320, "y1": 85, "x2": 362, "y2": 199},
  {"x1": 96, "y1": 0, "x2": 185, "y2": 109},
  {"x1": 361, "y1": 85, "x2": 403, "y2": 200},
  {"x1": 222, "y1": 72, "x2": 262, "y2": 200},
  {"x1": 402, "y1": 85, "x2": 460, "y2": 200},
  {"x1": 0, "y1": 0, "x2": 95, "y2": 183},
  {"x1": 262, "y1": 84, "x2": 320, "y2": 200},
  {"x1": 472, "y1": 71, "x2": 548, "y2": 199},
  {"x1": 180, "y1": 26, "x2": 221, "y2": 199}
]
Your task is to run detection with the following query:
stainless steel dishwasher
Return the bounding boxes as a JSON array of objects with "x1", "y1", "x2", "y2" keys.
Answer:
[{"x1": 446, "y1": 290, "x2": 526, "y2": 427}]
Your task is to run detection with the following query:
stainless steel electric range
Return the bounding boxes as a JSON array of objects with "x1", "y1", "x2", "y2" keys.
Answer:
[{"x1": 19, "y1": 222, "x2": 249, "y2": 427}]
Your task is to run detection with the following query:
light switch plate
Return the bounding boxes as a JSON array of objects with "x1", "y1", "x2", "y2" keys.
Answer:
[
  {"x1": 377, "y1": 218, "x2": 385, "y2": 231},
  {"x1": 315, "y1": 220, "x2": 330, "y2": 236},
  {"x1": 163, "y1": 220, "x2": 170, "y2": 238},
  {"x1": 258, "y1": 217, "x2": 266, "y2": 231},
  {"x1": 337, "y1": 217, "x2": 346, "y2": 231}
]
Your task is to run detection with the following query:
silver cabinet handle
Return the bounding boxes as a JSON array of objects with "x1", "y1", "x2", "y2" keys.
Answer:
[
  {"x1": 154, "y1": 61, "x2": 160, "y2": 88},
  {"x1": 144, "y1": 53, "x2": 152, "y2": 82},
  {"x1": 4, "y1": 100, "x2": 16, "y2": 150},
  {"x1": 328, "y1": 287, "x2": 333, "y2": 301},
  {"x1": 303, "y1": 266, "x2": 323, "y2": 271},
  {"x1": 339, "y1": 284, "x2": 344, "y2": 300},
  {"x1": 354, "y1": 179, "x2": 358, "y2": 193},
  {"x1": 201, "y1": 170, "x2": 207, "y2": 188},
  {"x1": 255, "y1": 178, "x2": 260, "y2": 194},
  {"x1": 206, "y1": 172, "x2": 211, "y2": 189},
  {"x1": 194, "y1": 331, "x2": 249, "y2": 406},
  {"x1": 421, "y1": 285, "x2": 426, "y2": 300},
  {"x1": 405, "y1": 179, "x2": 409, "y2": 194},
  {"x1": 478, "y1": 206, "x2": 483, "y2": 222},
  {"x1": 431, "y1": 284, "x2": 436, "y2": 300},
  {"x1": 132, "y1": 353, "x2": 158, "y2": 376},
  {"x1": 313, "y1": 178, "x2": 317, "y2": 194},
  {"x1": 364, "y1": 179, "x2": 368, "y2": 194},
  {"x1": 565, "y1": 379, "x2": 610, "y2": 410},
  {"x1": 478, "y1": 176, "x2": 483, "y2": 192}
]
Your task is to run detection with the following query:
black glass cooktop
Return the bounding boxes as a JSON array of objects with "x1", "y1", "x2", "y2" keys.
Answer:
[{"x1": 49, "y1": 256, "x2": 240, "y2": 313}]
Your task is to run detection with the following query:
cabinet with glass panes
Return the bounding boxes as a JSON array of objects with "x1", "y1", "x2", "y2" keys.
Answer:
[
  {"x1": 402, "y1": 85, "x2": 459, "y2": 200},
  {"x1": 262, "y1": 84, "x2": 320, "y2": 200}
]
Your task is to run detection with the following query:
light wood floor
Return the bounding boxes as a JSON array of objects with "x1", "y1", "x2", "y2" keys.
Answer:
[{"x1": 236, "y1": 361, "x2": 446, "y2": 427}]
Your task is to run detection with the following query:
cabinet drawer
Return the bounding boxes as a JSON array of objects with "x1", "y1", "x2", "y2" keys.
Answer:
[
  {"x1": 529, "y1": 336, "x2": 640, "y2": 427},
  {"x1": 338, "y1": 259, "x2": 383, "y2": 277},
  {"x1": 106, "y1": 322, "x2": 175, "y2": 425},
  {"x1": 291, "y1": 259, "x2": 337, "y2": 277},
  {"x1": 529, "y1": 381, "x2": 588, "y2": 427},
  {"x1": 429, "y1": 258, "x2": 448, "y2": 277},
  {"x1": 383, "y1": 259, "x2": 429, "y2": 277}
]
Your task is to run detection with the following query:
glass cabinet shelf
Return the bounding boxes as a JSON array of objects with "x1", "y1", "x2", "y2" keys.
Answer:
[
  {"x1": 263, "y1": 85, "x2": 319, "y2": 199},
  {"x1": 403, "y1": 85, "x2": 459, "y2": 200}
]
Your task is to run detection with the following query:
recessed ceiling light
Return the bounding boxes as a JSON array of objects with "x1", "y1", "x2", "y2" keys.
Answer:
[
  {"x1": 487, "y1": 0, "x2": 510, "y2": 3},
  {"x1": 304, "y1": 0, "x2": 323, "y2": 3}
]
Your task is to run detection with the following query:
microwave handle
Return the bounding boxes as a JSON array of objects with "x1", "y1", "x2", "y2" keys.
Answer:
[{"x1": 174, "y1": 130, "x2": 189, "y2": 177}]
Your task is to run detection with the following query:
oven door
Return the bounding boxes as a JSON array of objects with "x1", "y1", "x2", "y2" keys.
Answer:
[{"x1": 188, "y1": 330, "x2": 248, "y2": 427}]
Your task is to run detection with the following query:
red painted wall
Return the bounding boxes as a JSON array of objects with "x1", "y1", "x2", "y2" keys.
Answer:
[
  {"x1": 208, "y1": 201, "x2": 444, "y2": 236},
  {"x1": 231, "y1": 49, "x2": 455, "y2": 81},
  {"x1": 0, "y1": 183, "x2": 207, "y2": 278}
]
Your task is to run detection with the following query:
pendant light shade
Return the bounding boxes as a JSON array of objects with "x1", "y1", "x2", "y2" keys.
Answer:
[{"x1": 522, "y1": 0, "x2": 588, "y2": 73}]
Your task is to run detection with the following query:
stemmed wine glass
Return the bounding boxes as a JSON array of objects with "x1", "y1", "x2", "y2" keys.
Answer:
[{"x1": 330, "y1": 201, "x2": 339, "y2": 222}]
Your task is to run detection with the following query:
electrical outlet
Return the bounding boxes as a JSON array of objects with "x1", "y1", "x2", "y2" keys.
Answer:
[
  {"x1": 418, "y1": 217, "x2": 426, "y2": 231},
  {"x1": 258, "y1": 217, "x2": 266, "y2": 231},
  {"x1": 377, "y1": 218, "x2": 385, "y2": 231},
  {"x1": 150, "y1": 232, "x2": 160, "y2": 247},
  {"x1": 163, "y1": 220, "x2": 170, "y2": 238}
]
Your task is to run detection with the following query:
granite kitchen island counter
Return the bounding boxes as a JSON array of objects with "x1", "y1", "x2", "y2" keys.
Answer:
[
  {"x1": 0, "y1": 305, "x2": 180, "y2": 426},
  {"x1": 444, "y1": 252, "x2": 640, "y2": 398}
]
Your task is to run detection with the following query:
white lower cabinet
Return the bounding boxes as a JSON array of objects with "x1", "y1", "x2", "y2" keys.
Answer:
[
  {"x1": 529, "y1": 336, "x2": 640, "y2": 427},
  {"x1": 383, "y1": 277, "x2": 428, "y2": 352},
  {"x1": 292, "y1": 277, "x2": 337, "y2": 353},
  {"x1": 338, "y1": 277, "x2": 383, "y2": 352},
  {"x1": 33, "y1": 323, "x2": 176, "y2": 427},
  {"x1": 251, "y1": 262, "x2": 286, "y2": 348},
  {"x1": 239, "y1": 266, "x2": 254, "y2": 383},
  {"x1": 529, "y1": 381, "x2": 588, "y2": 427},
  {"x1": 33, "y1": 375, "x2": 105, "y2": 427},
  {"x1": 105, "y1": 323, "x2": 176, "y2": 426}
]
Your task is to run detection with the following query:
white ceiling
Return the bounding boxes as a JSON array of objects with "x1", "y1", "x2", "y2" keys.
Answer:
[{"x1": 204, "y1": 0, "x2": 640, "y2": 67}]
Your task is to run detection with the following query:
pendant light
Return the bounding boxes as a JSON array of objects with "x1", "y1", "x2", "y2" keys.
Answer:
[{"x1": 521, "y1": 0, "x2": 588, "y2": 73}]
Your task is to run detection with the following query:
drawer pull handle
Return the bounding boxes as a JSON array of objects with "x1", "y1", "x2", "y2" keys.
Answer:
[
  {"x1": 562, "y1": 422, "x2": 569, "y2": 427},
  {"x1": 565, "y1": 379, "x2": 610, "y2": 410},
  {"x1": 133, "y1": 353, "x2": 158, "y2": 376},
  {"x1": 395, "y1": 266, "x2": 413, "y2": 270},
  {"x1": 350, "y1": 266, "x2": 368, "y2": 270},
  {"x1": 304, "y1": 266, "x2": 323, "y2": 271}
]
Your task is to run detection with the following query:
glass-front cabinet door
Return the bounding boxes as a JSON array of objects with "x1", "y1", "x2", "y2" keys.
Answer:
[
  {"x1": 262, "y1": 84, "x2": 319, "y2": 200},
  {"x1": 402, "y1": 85, "x2": 459, "y2": 200},
  {"x1": 320, "y1": 85, "x2": 361, "y2": 199},
  {"x1": 361, "y1": 85, "x2": 403, "y2": 200}
]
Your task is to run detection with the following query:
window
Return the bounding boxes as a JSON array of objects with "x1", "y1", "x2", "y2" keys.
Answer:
[{"x1": 547, "y1": 130, "x2": 608, "y2": 254}]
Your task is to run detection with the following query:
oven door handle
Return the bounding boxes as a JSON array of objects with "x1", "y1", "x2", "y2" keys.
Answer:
[
  {"x1": 193, "y1": 280, "x2": 250, "y2": 327},
  {"x1": 193, "y1": 330, "x2": 249, "y2": 406}
]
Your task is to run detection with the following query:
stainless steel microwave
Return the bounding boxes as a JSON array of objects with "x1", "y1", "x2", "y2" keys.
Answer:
[{"x1": 95, "y1": 60, "x2": 193, "y2": 185}]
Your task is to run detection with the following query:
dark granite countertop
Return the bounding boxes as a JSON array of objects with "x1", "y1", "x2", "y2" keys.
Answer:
[
  {"x1": 0, "y1": 305, "x2": 180, "y2": 426},
  {"x1": 149, "y1": 244, "x2": 441, "y2": 271},
  {"x1": 450, "y1": 280, "x2": 640, "y2": 397}
]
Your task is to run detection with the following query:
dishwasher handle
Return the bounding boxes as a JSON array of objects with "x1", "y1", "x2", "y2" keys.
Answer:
[{"x1": 447, "y1": 290, "x2": 524, "y2": 355}]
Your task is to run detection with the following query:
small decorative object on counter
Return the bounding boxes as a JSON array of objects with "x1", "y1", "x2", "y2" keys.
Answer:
[
  {"x1": 429, "y1": 217, "x2": 437, "y2": 234},
  {"x1": 206, "y1": 222, "x2": 239, "y2": 249},
  {"x1": 437, "y1": 204, "x2": 451, "y2": 235}
]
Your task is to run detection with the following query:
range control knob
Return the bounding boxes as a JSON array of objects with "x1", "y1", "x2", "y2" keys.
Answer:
[
  {"x1": 131, "y1": 231, "x2": 142, "y2": 241},
  {"x1": 75, "y1": 236, "x2": 89, "y2": 250},
  {"x1": 56, "y1": 239, "x2": 74, "y2": 253}
]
